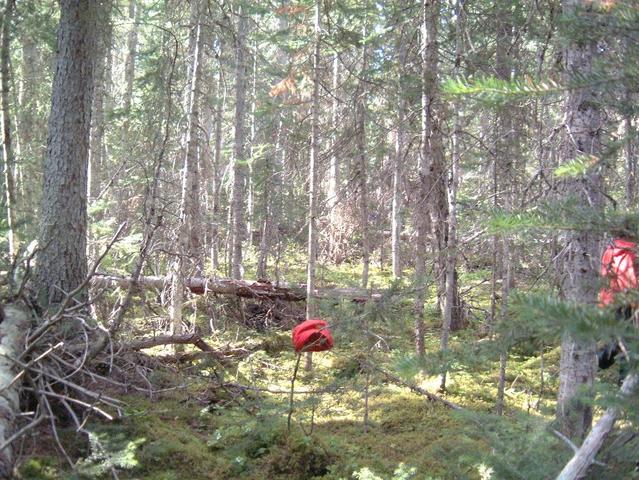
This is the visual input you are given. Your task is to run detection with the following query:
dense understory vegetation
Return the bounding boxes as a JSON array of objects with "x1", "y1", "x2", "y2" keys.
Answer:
[{"x1": 15, "y1": 255, "x2": 637, "y2": 480}]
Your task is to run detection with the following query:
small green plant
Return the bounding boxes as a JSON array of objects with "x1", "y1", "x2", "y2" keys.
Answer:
[{"x1": 75, "y1": 430, "x2": 145, "y2": 478}]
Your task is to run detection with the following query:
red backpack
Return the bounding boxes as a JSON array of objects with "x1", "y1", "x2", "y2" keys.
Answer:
[{"x1": 599, "y1": 238, "x2": 638, "y2": 306}]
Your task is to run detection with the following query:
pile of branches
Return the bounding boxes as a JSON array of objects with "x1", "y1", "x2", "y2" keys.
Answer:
[{"x1": 242, "y1": 299, "x2": 304, "y2": 331}]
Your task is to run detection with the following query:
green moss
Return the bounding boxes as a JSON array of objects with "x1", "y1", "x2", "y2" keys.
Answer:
[{"x1": 18, "y1": 458, "x2": 63, "y2": 480}]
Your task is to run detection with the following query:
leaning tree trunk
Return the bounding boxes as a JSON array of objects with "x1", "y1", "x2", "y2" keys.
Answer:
[
  {"x1": 1, "y1": 0, "x2": 17, "y2": 257},
  {"x1": 34, "y1": 0, "x2": 98, "y2": 307},
  {"x1": 556, "y1": 0, "x2": 603, "y2": 441},
  {"x1": 557, "y1": 374, "x2": 638, "y2": 480}
]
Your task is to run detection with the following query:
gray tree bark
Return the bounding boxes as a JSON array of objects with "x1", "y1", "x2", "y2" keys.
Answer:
[
  {"x1": 356, "y1": 32, "x2": 370, "y2": 289},
  {"x1": 88, "y1": 5, "x2": 113, "y2": 262},
  {"x1": 170, "y1": 0, "x2": 205, "y2": 337},
  {"x1": 1, "y1": 0, "x2": 17, "y2": 257},
  {"x1": 211, "y1": 38, "x2": 225, "y2": 272},
  {"x1": 34, "y1": 0, "x2": 99, "y2": 307},
  {"x1": 306, "y1": 0, "x2": 322, "y2": 320},
  {"x1": 556, "y1": 0, "x2": 603, "y2": 441},
  {"x1": 230, "y1": 9, "x2": 249, "y2": 280},
  {"x1": 391, "y1": 28, "x2": 407, "y2": 281},
  {"x1": 440, "y1": 0, "x2": 464, "y2": 391},
  {"x1": 494, "y1": 1, "x2": 515, "y2": 414}
]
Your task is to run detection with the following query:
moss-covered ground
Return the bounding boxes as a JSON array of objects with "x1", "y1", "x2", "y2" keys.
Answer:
[{"x1": 17, "y1": 260, "x2": 639, "y2": 479}]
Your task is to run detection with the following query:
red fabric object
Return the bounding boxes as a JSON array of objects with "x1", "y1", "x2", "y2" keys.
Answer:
[
  {"x1": 599, "y1": 238, "x2": 638, "y2": 306},
  {"x1": 292, "y1": 319, "x2": 334, "y2": 352}
]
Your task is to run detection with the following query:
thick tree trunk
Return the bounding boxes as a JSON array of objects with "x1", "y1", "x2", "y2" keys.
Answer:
[
  {"x1": 34, "y1": 0, "x2": 98, "y2": 307},
  {"x1": 1, "y1": 0, "x2": 17, "y2": 257},
  {"x1": 556, "y1": 0, "x2": 603, "y2": 441},
  {"x1": 0, "y1": 304, "x2": 32, "y2": 477}
]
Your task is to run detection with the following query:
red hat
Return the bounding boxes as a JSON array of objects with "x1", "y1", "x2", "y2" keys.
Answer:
[{"x1": 292, "y1": 319, "x2": 334, "y2": 352}]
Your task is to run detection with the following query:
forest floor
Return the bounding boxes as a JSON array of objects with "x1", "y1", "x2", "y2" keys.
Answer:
[{"x1": 16, "y1": 259, "x2": 638, "y2": 480}]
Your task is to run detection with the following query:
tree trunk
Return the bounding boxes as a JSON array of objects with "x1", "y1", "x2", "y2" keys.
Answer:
[
  {"x1": 1, "y1": 0, "x2": 17, "y2": 257},
  {"x1": 391, "y1": 28, "x2": 407, "y2": 281},
  {"x1": 440, "y1": 0, "x2": 463, "y2": 391},
  {"x1": 357, "y1": 33, "x2": 370, "y2": 289},
  {"x1": 415, "y1": 0, "x2": 441, "y2": 359},
  {"x1": 494, "y1": 1, "x2": 514, "y2": 414},
  {"x1": 327, "y1": 53, "x2": 340, "y2": 228},
  {"x1": 230, "y1": 9, "x2": 248, "y2": 280},
  {"x1": 306, "y1": 0, "x2": 321, "y2": 320},
  {"x1": 88, "y1": 5, "x2": 113, "y2": 262},
  {"x1": 624, "y1": 100, "x2": 635, "y2": 208},
  {"x1": 556, "y1": 0, "x2": 603, "y2": 441},
  {"x1": 305, "y1": 0, "x2": 323, "y2": 371},
  {"x1": 211, "y1": 38, "x2": 225, "y2": 272},
  {"x1": 0, "y1": 304, "x2": 33, "y2": 477},
  {"x1": 34, "y1": 0, "x2": 98, "y2": 307},
  {"x1": 123, "y1": 0, "x2": 138, "y2": 119},
  {"x1": 113, "y1": 0, "x2": 139, "y2": 226},
  {"x1": 170, "y1": 0, "x2": 205, "y2": 338}
]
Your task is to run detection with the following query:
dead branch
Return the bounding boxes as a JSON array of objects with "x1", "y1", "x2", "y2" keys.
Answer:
[
  {"x1": 556, "y1": 373, "x2": 638, "y2": 480},
  {"x1": 364, "y1": 362, "x2": 463, "y2": 411},
  {"x1": 122, "y1": 333, "x2": 215, "y2": 352}
]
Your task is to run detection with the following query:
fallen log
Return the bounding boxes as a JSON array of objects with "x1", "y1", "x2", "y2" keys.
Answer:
[
  {"x1": 122, "y1": 333, "x2": 215, "y2": 352},
  {"x1": 91, "y1": 274, "x2": 383, "y2": 302},
  {"x1": 0, "y1": 304, "x2": 33, "y2": 477}
]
